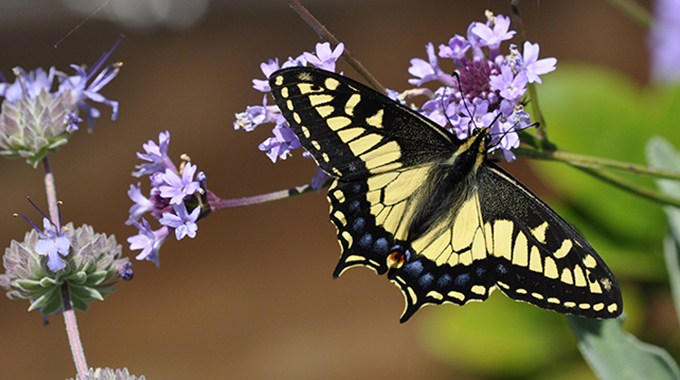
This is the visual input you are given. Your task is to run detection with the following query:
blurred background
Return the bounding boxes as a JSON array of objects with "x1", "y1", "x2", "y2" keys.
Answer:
[{"x1": 0, "y1": 1, "x2": 673, "y2": 379}]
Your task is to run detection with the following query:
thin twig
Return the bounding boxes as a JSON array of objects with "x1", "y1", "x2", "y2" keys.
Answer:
[{"x1": 286, "y1": 0, "x2": 386, "y2": 93}]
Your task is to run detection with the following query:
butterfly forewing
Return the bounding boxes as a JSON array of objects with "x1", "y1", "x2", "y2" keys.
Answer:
[
  {"x1": 268, "y1": 67, "x2": 623, "y2": 322},
  {"x1": 269, "y1": 68, "x2": 456, "y2": 180}
]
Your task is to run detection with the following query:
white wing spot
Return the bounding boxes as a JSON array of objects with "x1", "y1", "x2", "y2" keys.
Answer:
[
  {"x1": 324, "y1": 77, "x2": 340, "y2": 90},
  {"x1": 553, "y1": 239, "x2": 573, "y2": 259},
  {"x1": 530, "y1": 221, "x2": 549, "y2": 244},
  {"x1": 471, "y1": 285, "x2": 486, "y2": 295}
]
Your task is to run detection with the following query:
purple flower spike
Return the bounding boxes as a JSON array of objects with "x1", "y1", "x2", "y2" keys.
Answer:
[{"x1": 159, "y1": 163, "x2": 200, "y2": 205}]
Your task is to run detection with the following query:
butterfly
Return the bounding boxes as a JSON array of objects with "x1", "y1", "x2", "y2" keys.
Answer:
[{"x1": 268, "y1": 67, "x2": 622, "y2": 322}]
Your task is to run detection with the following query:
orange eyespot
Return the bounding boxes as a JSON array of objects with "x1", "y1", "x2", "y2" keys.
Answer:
[{"x1": 387, "y1": 250, "x2": 406, "y2": 269}]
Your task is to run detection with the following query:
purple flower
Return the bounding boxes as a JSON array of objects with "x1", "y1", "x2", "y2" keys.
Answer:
[
  {"x1": 252, "y1": 59, "x2": 282, "y2": 92},
  {"x1": 160, "y1": 203, "x2": 200, "y2": 240},
  {"x1": 438, "y1": 35, "x2": 471, "y2": 65},
  {"x1": 126, "y1": 183, "x2": 154, "y2": 225},
  {"x1": 408, "y1": 43, "x2": 458, "y2": 88},
  {"x1": 34, "y1": 218, "x2": 70, "y2": 272},
  {"x1": 57, "y1": 36, "x2": 123, "y2": 130},
  {"x1": 648, "y1": 0, "x2": 680, "y2": 83},
  {"x1": 489, "y1": 64, "x2": 528, "y2": 100},
  {"x1": 258, "y1": 122, "x2": 302, "y2": 163},
  {"x1": 303, "y1": 42, "x2": 344, "y2": 72},
  {"x1": 233, "y1": 95, "x2": 279, "y2": 132},
  {"x1": 517, "y1": 41, "x2": 557, "y2": 84},
  {"x1": 133, "y1": 130, "x2": 174, "y2": 177},
  {"x1": 128, "y1": 219, "x2": 171, "y2": 266},
  {"x1": 159, "y1": 162, "x2": 200, "y2": 205},
  {"x1": 470, "y1": 14, "x2": 515, "y2": 52}
]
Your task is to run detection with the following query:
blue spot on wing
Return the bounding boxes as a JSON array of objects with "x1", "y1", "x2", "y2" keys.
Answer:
[
  {"x1": 353, "y1": 217, "x2": 365, "y2": 232},
  {"x1": 454, "y1": 273, "x2": 470, "y2": 286},
  {"x1": 476, "y1": 266, "x2": 486, "y2": 277},
  {"x1": 404, "y1": 261, "x2": 424, "y2": 277},
  {"x1": 359, "y1": 234, "x2": 372, "y2": 248},
  {"x1": 438, "y1": 274, "x2": 451, "y2": 287},
  {"x1": 373, "y1": 238, "x2": 389, "y2": 255},
  {"x1": 419, "y1": 273, "x2": 434, "y2": 287},
  {"x1": 349, "y1": 200, "x2": 360, "y2": 214}
]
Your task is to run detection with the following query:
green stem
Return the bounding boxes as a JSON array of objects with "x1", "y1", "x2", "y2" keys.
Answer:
[
  {"x1": 602, "y1": 0, "x2": 653, "y2": 27},
  {"x1": 576, "y1": 167, "x2": 680, "y2": 208},
  {"x1": 515, "y1": 148, "x2": 680, "y2": 181},
  {"x1": 286, "y1": 0, "x2": 386, "y2": 93}
]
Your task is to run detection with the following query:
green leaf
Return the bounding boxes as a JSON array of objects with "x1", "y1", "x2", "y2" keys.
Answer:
[
  {"x1": 568, "y1": 316, "x2": 680, "y2": 380},
  {"x1": 646, "y1": 136, "x2": 680, "y2": 324}
]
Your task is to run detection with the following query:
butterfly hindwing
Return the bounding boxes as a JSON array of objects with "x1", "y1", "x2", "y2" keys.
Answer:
[
  {"x1": 479, "y1": 164, "x2": 622, "y2": 318},
  {"x1": 268, "y1": 67, "x2": 623, "y2": 321}
]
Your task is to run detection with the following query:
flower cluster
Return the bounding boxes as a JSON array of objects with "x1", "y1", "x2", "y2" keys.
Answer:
[
  {"x1": 0, "y1": 37, "x2": 122, "y2": 167},
  {"x1": 234, "y1": 42, "x2": 344, "y2": 188},
  {"x1": 407, "y1": 11, "x2": 556, "y2": 161},
  {"x1": 0, "y1": 220, "x2": 129, "y2": 316},
  {"x1": 127, "y1": 131, "x2": 211, "y2": 266}
]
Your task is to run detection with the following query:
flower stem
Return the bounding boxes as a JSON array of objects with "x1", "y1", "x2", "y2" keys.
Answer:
[
  {"x1": 61, "y1": 283, "x2": 88, "y2": 377},
  {"x1": 515, "y1": 147, "x2": 680, "y2": 207},
  {"x1": 515, "y1": 147, "x2": 680, "y2": 181},
  {"x1": 210, "y1": 183, "x2": 320, "y2": 210},
  {"x1": 286, "y1": 0, "x2": 386, "y2": 93},
  {"x1": 42, "y1": 157, "x2": 59, "y2": 223}
]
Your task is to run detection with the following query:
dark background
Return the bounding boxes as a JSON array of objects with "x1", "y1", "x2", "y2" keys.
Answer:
[{"x1": 0, "y1": 1, "x2": 651, "y2": 379}]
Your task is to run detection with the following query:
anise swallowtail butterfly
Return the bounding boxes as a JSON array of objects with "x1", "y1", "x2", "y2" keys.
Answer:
[{"x1": 269, "y1": 67, "x2": 622, "y2": 322}]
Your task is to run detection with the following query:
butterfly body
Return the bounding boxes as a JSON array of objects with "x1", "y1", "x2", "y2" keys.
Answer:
[{"x1": 269, "y1": 67, "x2": 622, "y2": 322}]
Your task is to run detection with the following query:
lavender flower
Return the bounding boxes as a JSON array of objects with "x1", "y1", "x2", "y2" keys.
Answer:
[
  {"x1": 648, "y1": 0, "x2": 680, "y2": 83},
  {"x1": 128, "y1": 131, "x2": 211, "y2": 265},
  {"x1": 0, "y1": 37, "x2": 122, "y2": 167},
  {"x1": 34, "y1": 217, "x2": 71, "y2": 272},
  {"x1": 160, "y1": 203, "x2": 200, "y2": 240}
]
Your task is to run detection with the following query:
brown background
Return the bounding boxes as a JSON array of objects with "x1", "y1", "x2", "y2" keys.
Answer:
[{"x1": 0, "y1": 1, "x2": 650, "y2": 379}]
